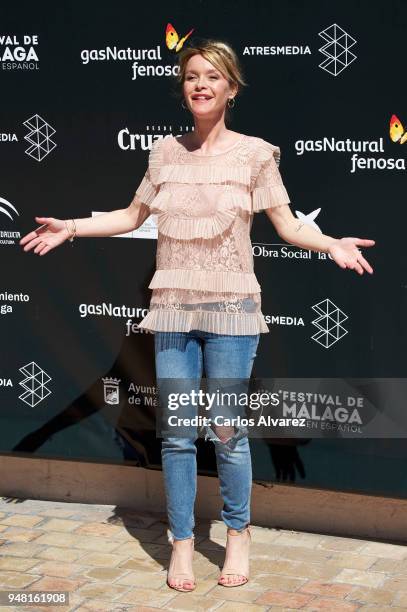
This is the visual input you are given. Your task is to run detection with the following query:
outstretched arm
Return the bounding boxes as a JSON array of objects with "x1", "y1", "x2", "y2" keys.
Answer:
[{"x1": 265, "y1": 204, "x2": 375, "y2": 275}]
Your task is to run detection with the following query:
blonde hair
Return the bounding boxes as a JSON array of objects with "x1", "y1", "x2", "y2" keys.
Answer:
[{"x1": 173, "y1": 39, "x2": 248, "y2": 122}]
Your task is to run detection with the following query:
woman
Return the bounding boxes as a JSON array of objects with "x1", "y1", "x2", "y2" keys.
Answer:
[{"x1": 20, "y1": 40, "x2": 375, "y2": 593}]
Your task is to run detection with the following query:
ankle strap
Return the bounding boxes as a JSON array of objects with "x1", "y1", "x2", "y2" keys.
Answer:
[{"x1": 227, "y1": 525, "x2": 251, "y2": 536}]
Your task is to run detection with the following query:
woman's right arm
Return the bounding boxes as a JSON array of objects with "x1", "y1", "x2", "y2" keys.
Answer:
[
  {"x1": 19, "y1": 195, "x2": 150, "y2": 255},
  {"x1": 72, "y1": 195, "x2": 150, "y2": 238}
]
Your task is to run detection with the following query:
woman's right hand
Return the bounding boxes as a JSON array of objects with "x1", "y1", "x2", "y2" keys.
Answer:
[{"x1": 19, "y1": 216, "x2": 72, "y2": 256}]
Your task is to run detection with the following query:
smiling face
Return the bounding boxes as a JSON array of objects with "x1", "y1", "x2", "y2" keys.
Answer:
[{"x1": 182, "y1": 54, "x2": 238, "y2": 119}]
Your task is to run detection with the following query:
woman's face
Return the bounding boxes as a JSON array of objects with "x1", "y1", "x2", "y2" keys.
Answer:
[{"x1": 182, "y1": 54, "x2": 237, "y2": 119}]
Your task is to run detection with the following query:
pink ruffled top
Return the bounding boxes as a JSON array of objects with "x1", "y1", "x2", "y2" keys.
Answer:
[{"x1": 132, "y1": 133, "x2": 291, "y2": 335}]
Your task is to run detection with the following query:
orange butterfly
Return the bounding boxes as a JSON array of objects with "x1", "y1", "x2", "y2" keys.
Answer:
[
  {"x1": 389, "y1": 114, "x2": 407, "y2": 144},
  {"x1": 166, "y1": 23, "x2": 194, "y2": 52}
]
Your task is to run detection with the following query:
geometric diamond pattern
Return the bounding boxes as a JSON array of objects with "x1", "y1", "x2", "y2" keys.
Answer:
[
  {"x1": 318, "y1": 23, "x2": 357, "y2": 76},
  {"x1": 23, "y1": 114, "x2": 56, "y2": 162},
  {"x1": 18, "y1": 361, "x2": 52, "y2": 406},
  {"x1": 311, "y1": 298, "x2": 348, "y2": 348}
]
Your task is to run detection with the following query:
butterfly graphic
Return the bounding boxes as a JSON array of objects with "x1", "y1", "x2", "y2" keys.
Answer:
[
  {"x1": 389, "y1": 114, "x2": 407, "y2": 144},
  {"x1": 166, "y1": 23, "x2": 194, "y2": 52}
]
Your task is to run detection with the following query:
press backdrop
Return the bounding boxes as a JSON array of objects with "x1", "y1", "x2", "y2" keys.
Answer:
[{"x1": 1, "y1": 0, "x2": 407, "y2": 498}]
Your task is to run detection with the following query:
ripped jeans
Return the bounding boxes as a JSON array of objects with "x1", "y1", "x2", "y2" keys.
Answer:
[{"x1": 154, "y1": 329, "x2": 260, "y2": 541}]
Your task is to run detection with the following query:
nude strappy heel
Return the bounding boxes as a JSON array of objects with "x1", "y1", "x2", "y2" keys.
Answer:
[
  {"x1": 218, "y1": 525, "x2": 251, "y2": 587},
  {"x1": 166, "y1": 533, "x2": 196, "y2": 592}
]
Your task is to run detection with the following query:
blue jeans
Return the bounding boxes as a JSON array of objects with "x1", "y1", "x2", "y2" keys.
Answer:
[{"x1": 154, "y1": 329, "x2": 260, "y2": 541}]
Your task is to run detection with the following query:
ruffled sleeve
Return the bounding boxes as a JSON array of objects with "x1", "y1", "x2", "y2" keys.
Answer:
[
  {"x1": 133, "y1": 137, "x2": 164, "y2": 208},
  {"x1": 251, "y1": 140, "x2": 291, "y2": 213}
]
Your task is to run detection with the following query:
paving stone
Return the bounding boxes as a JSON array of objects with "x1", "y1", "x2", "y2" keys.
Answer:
[
  {"x1": 299, "y1": 580, "x2": 355, "y2": 598},
  {"x1": 272, "y1": 532, "x2": 325, "y2": 549},
  {"x1": 357, "y1": 607, "x2": 406, "y2": 611},
  {"x1": 332, "y1": 568, "x2": 386, "y2": 588},
  {"x1": 115, "y1": 569, "x2": 166, "y2": 588},
  {"x1": 251, "y1": 558, "x2": 339, "y2": 580},
  {"x1": 359, "y1": 541, "x2": 407, "y2": 560},
  {"x1": 0, "y1": 515, "x2": 45, "y2": 528},
  {"x1": 209, "y1": 584, "x2": 267, "y2": 603},
  {"x1": 116, "y1": 586, "x2": 176, "y2": 606},
  {"x1": 251, "y1": 573, "x2": 308, "y2": 591},
  {"x1": 0, "y1": 570, "x2": 41, "y2": 588},
  {"x1": 76, "y1": 581, "x2": 130, "y2": 600},
  {"x1": 165, "y1": 593, "x2": 223, "y2": 610},
  {"x1": 0, "y1": 556, "x2": 39, "y2": 571},
  {"x1": 73, "y1": 522, "x2": 125, "y2": 538},
  {"x1": 255, "y1": 589, "x2": 315, "y2": 607},
  {"x1": 29, "y1": 575, "x2": 88, "y2": 591},
  {"x1": 317, "y1": 537, "x2": 367, "y2": 552},
  {"x1": 39, "y1": 518, "x2": 84, "y2": 532},
  {"x1": 34, "y1": 546, "x2": 86, "y2": 562},
  {"x1": 32, "y1": 532, "x2": 122, "y2": 552},
  {"x1": 27, "y1": 560, "x2": 83, "y2": 578},
  {"x1": 81, "y1": 566, "x2": 130, "y2": 581},
  {"x1": 205, "y1": 602, "x2": 267, "y2": 611},
  {"x1": 0, "y1": 543, "x2": 44, "y2": 557},
  {"x1": 37, "y1": 508, "x2": 80, "y2": 519},
  {"x1": 277, "y1": 546, "x2": 332, "y2": 564},
  {"x1": 392, "y1": 591, "x2": 407, "y2": 607},
  {"x1": 369, "y1": 557, "x2": 403, "y2": 572},
  {"x1": 0, "y1": 527, "x2": 45, "y2": 543},
  {"x1": 380, "y1": 575, "x2": 407, "y2": 592},
  {"x1": 346, "y1": 586, "x2": 395, "y2": 605},
  {"x1": 76, "y1": 552, "x2": 131, "y2": 567},
  {"x1": 70, "y1": 599, "x2": 123, "y2": 611},
  {"x1": 304, "y1": 598, "x2": 359, "y2": 610},
  {"x1": 118, "y1": 557, "x2": 164, "y2": 572},
  {"x1": 324, "y1": 552, "x2": 378, "y2": 570}
]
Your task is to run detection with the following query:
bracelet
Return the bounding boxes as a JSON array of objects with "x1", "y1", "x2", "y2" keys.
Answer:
[
  {"x1": 295, "y1": 222, "x2": 304, "y2": 232},
  {"x1": 64, "y1": 219, "x2": 76, "y2": 242}
]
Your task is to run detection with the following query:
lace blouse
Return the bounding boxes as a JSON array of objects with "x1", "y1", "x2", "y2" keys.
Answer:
[{"x1": 131, "y1": 133, "x2": 291, "y2": 335}]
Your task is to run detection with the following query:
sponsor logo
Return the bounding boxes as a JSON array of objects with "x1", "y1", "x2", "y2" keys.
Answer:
[
  {"x1": 77, "y1": 302, "x2": 151, "y2": 334},
  {"x1": 243, "y1": 23, "x2": 356, "y2": 76},
  {"x1": 389, "y1": 114, "x2": 407, "y2": 145},
  {"x1": 80, "y1": 22, "x2": 194, "y2": 81},
  {"x1": 0, "y1": 34, "x2": 39, "y2": 71},
  {"x1": 0, "y1": 378, "x2": 12, "y2": 387},
  {"x1": 0, "y1": 196, "x2": 21, "y2": 246},
  {"x1": 18, "y1": 361, "x2": 52, "y2": 407},
  {"x1": 23, "y1": 114, "x2": 56, "y2": 162},
  {"x1": 295, "y1": 116, "x2": 407, "y2": 172},
  {"x1": 253, "y1": 208, "x2": 330, "y2": 261},
  {"x1": 102, "y1": 377, "x2": 121, "y2": 405},
  {"x1": 318, "y1": 24, "x2": 356, "y2": 76},
  {"x1": 0, "y1": 290, "x2": 30, "y2": 315},
  {"x1": 311, "y1": 298, "x2": 348, "y2": 348},
  {"x1": 263, "y1": 298, "x2": 349, "y2": 348}
]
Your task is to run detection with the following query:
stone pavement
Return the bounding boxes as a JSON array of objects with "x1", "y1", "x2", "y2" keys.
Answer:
[{"x1": 0, "y1": 496, "x2": 406, "y2": 611}]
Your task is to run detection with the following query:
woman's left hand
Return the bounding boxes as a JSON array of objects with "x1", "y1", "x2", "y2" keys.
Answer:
[{"x1": 328, "y1": 237, "x2": 375, "y2": 275}]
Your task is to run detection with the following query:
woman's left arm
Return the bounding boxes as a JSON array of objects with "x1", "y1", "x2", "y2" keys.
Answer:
[{"x1": 265, "y1": 204, "x2": 375, "y2": 275}]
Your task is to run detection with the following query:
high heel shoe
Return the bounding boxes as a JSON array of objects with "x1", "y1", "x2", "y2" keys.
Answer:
[
  {"x1": 166, "y1": 534, "x2": 196, "y2": 592},
  {"x1": 218, "y1": 525, "x2": 251, "y2": 587}
]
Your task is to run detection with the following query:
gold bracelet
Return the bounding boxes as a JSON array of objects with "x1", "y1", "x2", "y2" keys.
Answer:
[
  {"x1": 70, "y1": 219, "x2": 77, "y2": 242},
  {"x1": 64, "y1": 219, "x2": 76, "y2": 242}
]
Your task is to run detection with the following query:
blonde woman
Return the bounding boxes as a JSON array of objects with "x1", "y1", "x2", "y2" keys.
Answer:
[{"x1": 20, "y1": 40, "x2": 374, "y2": 593}]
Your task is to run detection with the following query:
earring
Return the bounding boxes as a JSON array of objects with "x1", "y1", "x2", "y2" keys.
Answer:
[
  {"x1": 227, "y1": 97, "x2": 236, "y2": 108},
  {"x1": 181, "y1": 99, "x2": 188, "y2": 109}
]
